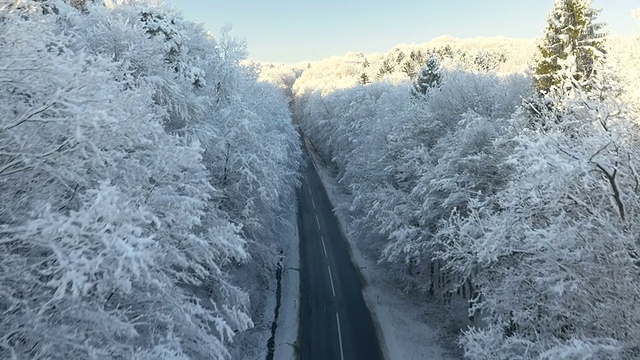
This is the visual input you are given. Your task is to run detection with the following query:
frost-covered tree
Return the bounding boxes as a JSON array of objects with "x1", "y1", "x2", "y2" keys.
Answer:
[
  {"x1": 376, "y1": 58, "x2": 395, "y2": 79},
  {"x1": 359, "y1": 72, "x2": 370, "y2": 85},
  {"x1": 0, "y1": 6, "x2": 253, "y2": 358},
  {"x1": 440, "y1": 94, "x2": 640, "y2": 359},
  {"x1": 401, "y1": 60, "x2": 417, "y2": 78},
  {"x1": 458, "y1": 50, "x2": 507, "y2": 73},
  {"x1": 0, "y1": 1, "x2": 301, "y2": 359},
  {"x1": 63, "y1": 0, "x2": 215, "y2": 134},
  {"x1": 533, "y1": 0, "x2": 606, "y2": 95},
  {"x1": 299, "y1": 67, "x2": 530, "y2": 294},
  {"x1": 411, "y1": 54, "x2": 442, "y2": 97}
]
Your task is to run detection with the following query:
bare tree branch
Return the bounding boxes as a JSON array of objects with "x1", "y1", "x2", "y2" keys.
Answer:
[{"x1": 594, "y1": 162, "x2": 625, "y2": 221}]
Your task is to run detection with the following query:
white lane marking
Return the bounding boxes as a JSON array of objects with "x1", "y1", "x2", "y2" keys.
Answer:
[
  {"x1": 315, "y1": 214, "x2": 321, "y2": 229},
  {"x1": 336, "y1": 312, "x2": 345, "y2": 360},
  {"x1": 311, "y1": 197, "x2": 316, "y2": 210},
  {"x1": 327, "y1": 266, "x2": 336, "y2": 298},
  {"x1": 307, "y1": 185, "x2": 312, "y2": 196},
  {"x1": 321, "y1": 235, "x2": 328, "y2": 258}
]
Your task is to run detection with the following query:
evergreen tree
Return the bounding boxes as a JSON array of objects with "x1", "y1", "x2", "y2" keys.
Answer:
[
  {"x1": 435, "y1": 45, "x2": 454, "y2": 59},
  {"x1": 359, "y1": 72, "x2": 370, "y2": 85},
  {"x1": 395, "y1": 49, "x2": 405, "y2": 64},
  {"x1": 409, "y1": 50, "x2": 423, "y2": 63},
  {"x1": 401, "y1": 60, "x2": 416, "y2": 78},
  {"x1": 376, "y1": 58, "x2": 395, "y2": 79},
  {"x1": 533, "y1": 0, "x2": 606, "y2": 95},
  {"x1": 411, "y1": 54, "x2": 442, "y2": 97}
]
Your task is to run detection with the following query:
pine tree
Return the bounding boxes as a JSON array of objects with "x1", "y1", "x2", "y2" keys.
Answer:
[
  {"x1": 409, "y1": 50, "x2": 423, "y2": 63},
  {"x1": 376, "y1": 58, "x2": 395, "y2": 79},
  {"x1": 411, "y1": 54, "x2": 442, "y2": 97},
  {"x1": 401, "y1": 60, "x2": 416, "y2": 78},
  {"x1": 395, "y1": 49, "x2": 405, "y2": 64},
  {"x1": 359, "y1": 73, "x2": 370, "y2": 85},
  {"x1": 533, "y1": 0, "x2": 606, "y2": 95}
]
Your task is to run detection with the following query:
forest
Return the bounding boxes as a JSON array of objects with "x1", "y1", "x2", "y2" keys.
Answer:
[
  {"x1": 280, "y1": 1, "x2": 640, "y2": 359},
  {"x1": 2, "y1": 0, "x2": 640, "y2": 359},
  {"x1": 0, "y1": 0, "x2": 300, "y2": 359}
]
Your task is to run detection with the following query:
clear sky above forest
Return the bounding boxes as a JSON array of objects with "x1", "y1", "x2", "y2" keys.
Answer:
[{"x1": 165, "y1": 0, "x2": 638, "y2": 63}]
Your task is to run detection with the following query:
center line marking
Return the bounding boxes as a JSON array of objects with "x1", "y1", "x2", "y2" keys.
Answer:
[
  {"x1": 315, "y1": 214, "x2": 321, "y2": 229},
  {"x1": 321, "y1": 235, "x2": 328, "y2": 258},
  {"x1": 336, "y1": 313, "x2": 345, "y2": 360},
  {"x1": 311, "y1": 197, "x2": 316, "y2": 210},
  {"x1": 327, "y1": 266, "x2": 336, "y2": 298}
]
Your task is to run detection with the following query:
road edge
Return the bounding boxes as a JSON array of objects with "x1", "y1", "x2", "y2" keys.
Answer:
[{"x1": 273, "y1": 201, "x2": 301, "y2": 360}]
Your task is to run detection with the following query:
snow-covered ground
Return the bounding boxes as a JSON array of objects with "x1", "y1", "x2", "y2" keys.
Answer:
[
  {"x1": 273, "y1": 207, "x2": 301, "y2": 360},
  {"x1": 305, "y1": 138, "x2": 464, "y2": 360},
  {"x1": 228, "y1": 202, "x2": 300, "y2": 360}
]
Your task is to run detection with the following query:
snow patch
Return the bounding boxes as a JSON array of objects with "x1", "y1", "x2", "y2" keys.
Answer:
[{"x1": 273, "y1": 206, "x2": 301, "y2": 360}]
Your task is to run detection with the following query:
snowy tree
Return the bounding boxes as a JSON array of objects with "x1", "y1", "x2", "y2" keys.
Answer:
[
  {"x1": 458, "y1": 50, "x2": 507, "y2": 73},
  {"x1": 443, "y1": 119, "x2": 640, "y2": 359},
  {"x1": 359, "y1": 72, "x2": 370, "y2": 85},
  {"x1": 434, "y1": 56, "x2": 640, "y2": 359},
  {"x1": 533, "y1": 0, "x2": 606, "y2": 95},
  {"x1": 65, "y1": 0, "x2": 216, "y2": 135},
  {"x1": 0, "y1": 2, "x2": 304, "y2": 358},
  {"x1": 409, "y1": 49, "x2": 425, "y2": 63},
  {"x1": 207, "y1": 78, "x2": 301, "y2": 234},
  {"x1": 299, "y1": 66, "x2": 530, "y2": 294},
  {"x1": 376, "y1": 58, "x2": 395, "y2": 79},
  {"x1": 411, "y1": 54, "x2": 442, "y2": 97}
]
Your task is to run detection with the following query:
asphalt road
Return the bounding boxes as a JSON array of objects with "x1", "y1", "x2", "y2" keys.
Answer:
[{"x1": 298, "y1": 152, "x2": 384, "y2": 360}]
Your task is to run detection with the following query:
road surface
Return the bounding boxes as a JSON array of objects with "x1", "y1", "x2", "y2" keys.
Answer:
[{"x1": 298, "y1": 151, "x2": 384, "y2": 360}]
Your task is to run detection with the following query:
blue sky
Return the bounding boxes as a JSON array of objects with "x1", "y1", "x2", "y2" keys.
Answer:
[{"x1": 165, "y1": 0, "x2": 639, "y2": 63}]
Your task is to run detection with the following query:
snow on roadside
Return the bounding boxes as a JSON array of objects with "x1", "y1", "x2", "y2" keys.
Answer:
[
  {"x1": 305, "y1": 138, "x2": 463, "y2": 360},
  {"x1": 273, "y1": 205, "x2": 300, "y2": 360},
  {"x1": 227, "y1": 199, "x2": 299, "y2": 360},
  {"x1": 227, "y1": 257, "x2": 276, "y2": 359}
]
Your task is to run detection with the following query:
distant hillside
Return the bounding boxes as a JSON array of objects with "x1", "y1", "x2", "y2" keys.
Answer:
[
  {"x1": 257, "y1": 35, "x2": 638, "y2": 100},
  {"x1": 258, "y1": 36, "x2": 536, "y2": 96}
]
